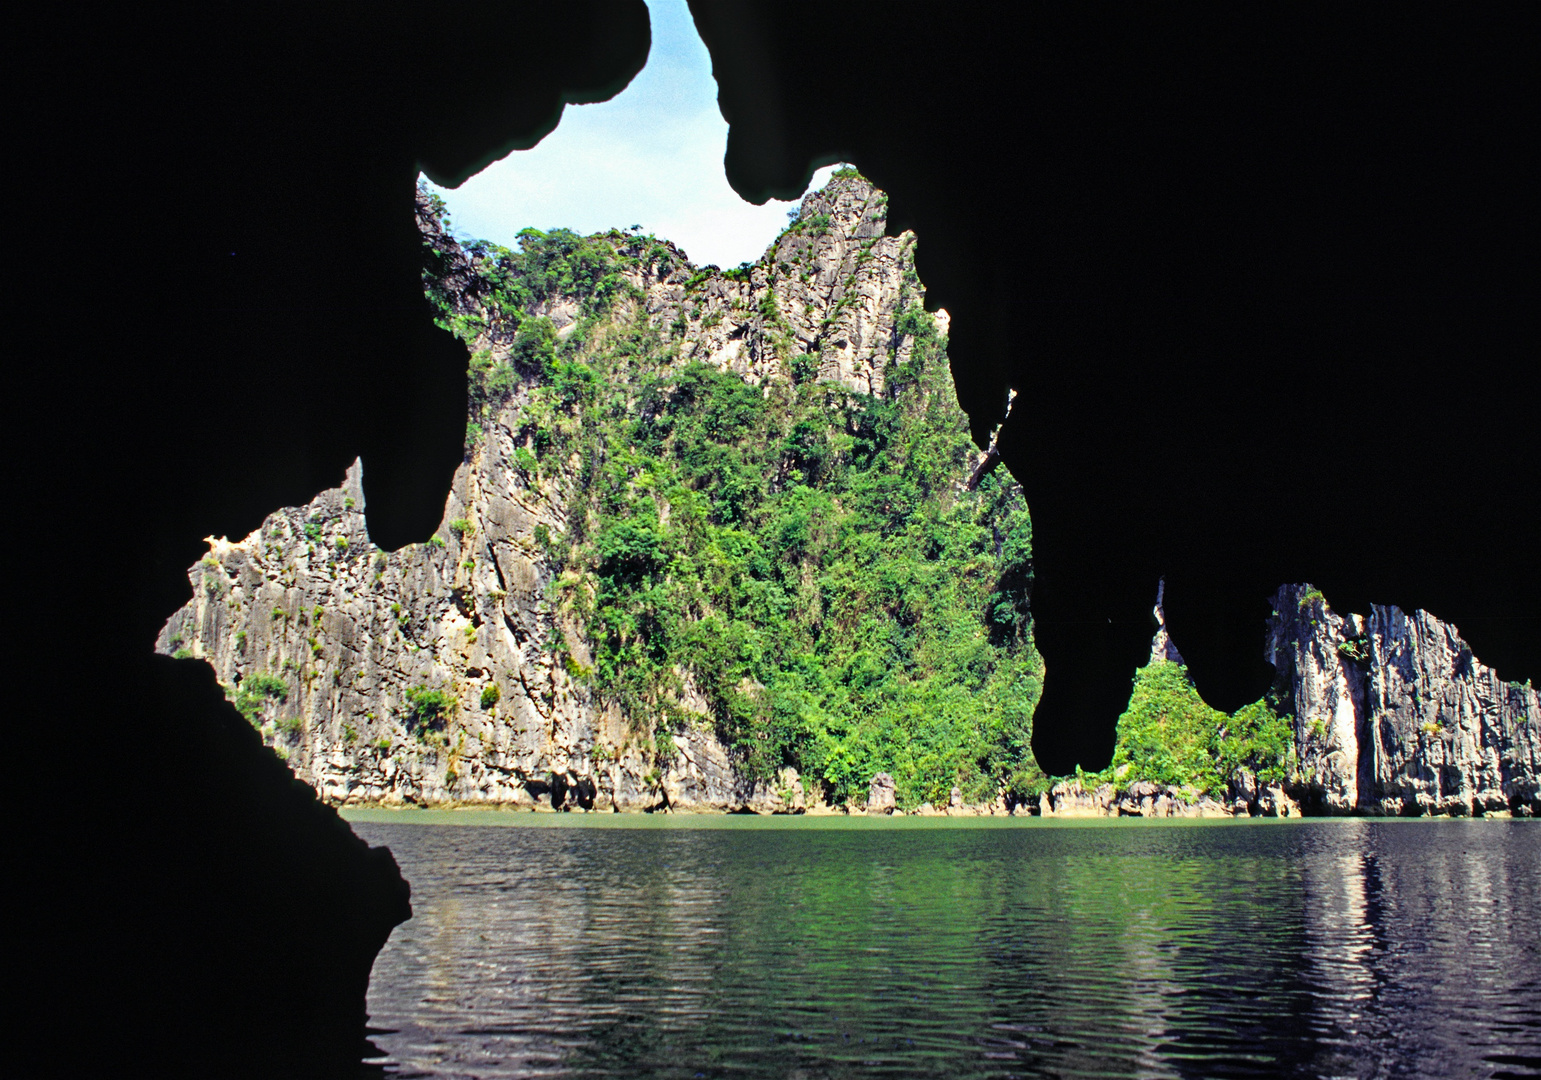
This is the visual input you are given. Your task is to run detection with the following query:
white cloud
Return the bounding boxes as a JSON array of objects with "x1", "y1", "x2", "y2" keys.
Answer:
[{"x1": 422, "y1": 0, "x2": 836, "y2": 269}]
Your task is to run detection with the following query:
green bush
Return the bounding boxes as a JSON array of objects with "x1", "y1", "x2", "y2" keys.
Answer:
[
  {"x1": 1103, "y1": 662, "x2": 1296, "y2": 796},
  {"x1": 232, "y1": 671, "x2": 288, "y2": 723},
  {"x1": 404, "y1": 685, "x2": 456, "y2": 730},
  {"x1": 1104, "y1": 662, "x2": 1226, "y2": 793},
  {"x1": 1215, "y1": 697, "x2": 1295, "y2": 786},
  {"x1": 245, "y1": 672, "x2": 288, "y2": 700},
  {"x1": 480, "y1": 684, "x2": 501, "y2": 710}
]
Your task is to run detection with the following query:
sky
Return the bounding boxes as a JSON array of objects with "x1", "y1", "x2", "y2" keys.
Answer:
[{"x1": 421, "y1": 0, "x2": 837, "y2": 270}]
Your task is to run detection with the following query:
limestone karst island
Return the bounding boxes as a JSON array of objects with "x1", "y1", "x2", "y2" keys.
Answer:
[{"x1": 159, "y1": 172, "x2": 1541, "y2": 818}]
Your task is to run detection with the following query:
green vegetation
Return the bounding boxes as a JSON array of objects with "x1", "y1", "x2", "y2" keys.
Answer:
[
  {"x1": 232, "y1": 671, "x2": 288, "y2": 725},
  {"x1": 421, "y1": 192, "x2": 1043, "y2": 810},
  {"x1": 1095, "y1": 661, "x2": 1295, "y2": 797},
  {"x1": 1337, "y1": 636, "x2": 1370, "y2": 664},
  {"x1": 417, "y1": 176, "x2": 1323, "y2": 810},
  {"x1": 404, "y1": 685, "x2": 456, "y2": 732}
]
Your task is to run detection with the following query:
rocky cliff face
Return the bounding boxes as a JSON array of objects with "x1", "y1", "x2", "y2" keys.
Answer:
[
  {"x1": 1267, "y1": 583, "x2": 1540, "y2": 816},
  {"x1": 157, "y1": 174, "x2": 957, "y2": 811}
]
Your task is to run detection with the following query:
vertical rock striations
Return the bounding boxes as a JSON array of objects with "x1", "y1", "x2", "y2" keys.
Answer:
[{"x1": 1267, "y1": 584, "x2": 1540, "y2": 816}]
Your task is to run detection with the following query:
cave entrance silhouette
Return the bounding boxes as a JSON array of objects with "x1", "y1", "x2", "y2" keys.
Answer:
[{"x1": 16, "y1": 2, "x2": 1536, "y2": 1076}]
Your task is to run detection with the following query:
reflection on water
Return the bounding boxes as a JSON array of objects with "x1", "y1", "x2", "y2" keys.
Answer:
[{"x1": 351, "y1": 818, "x2": 1541, "y2": 1079}]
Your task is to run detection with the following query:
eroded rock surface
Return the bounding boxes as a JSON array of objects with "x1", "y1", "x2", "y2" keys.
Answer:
[
  {"x1": 1268, "y1": 584, "x2": 1541, "y2": 816},
  {"x1": 866, "y1": 772, "x2": 896, "y2": 815}
]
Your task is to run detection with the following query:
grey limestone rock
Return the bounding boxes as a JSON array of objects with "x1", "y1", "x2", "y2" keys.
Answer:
[
  {"x1": 1267, "y1": 583, "x2": 1540, "y2": 816},
  {"x1": 867, "y1": 772, "x2": 897, "y2": 814},
  {"x1": 1148, "y1": 577, "x2": 1186, "y2": 666},
  {"x1": 1042, "y1": 582, "x2": 1539, "y2": 818}
]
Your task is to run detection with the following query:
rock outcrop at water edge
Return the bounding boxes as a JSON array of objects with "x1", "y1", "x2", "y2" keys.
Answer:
[{"x1": 1267, "y1": 583, "x2": 1540, "y2": 816}]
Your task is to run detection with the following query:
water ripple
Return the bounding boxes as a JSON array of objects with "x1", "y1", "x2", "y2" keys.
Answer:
[{"x1": 353, "y1": 819, "x2": 1541, "y2": 1080}]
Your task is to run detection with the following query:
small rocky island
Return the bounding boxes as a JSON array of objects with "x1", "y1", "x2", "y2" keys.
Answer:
[{"x1": 159, "y1": 173, "x2": 1538, "y2": 818}]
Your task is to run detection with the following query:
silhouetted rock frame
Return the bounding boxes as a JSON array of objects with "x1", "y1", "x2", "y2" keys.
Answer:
[{"x1": 14, "y1": 2, "x2": 1537, "y2": 1076}]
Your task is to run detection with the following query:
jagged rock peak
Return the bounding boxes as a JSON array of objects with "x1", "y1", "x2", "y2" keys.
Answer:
[
  {"x1": 1148, "y1": 577, "x2": 1185, "y2": 666},
  {"x1": 779, "y1": 168, "x2": 890, "y2": 249},
  {"x1": 417, "y1": 170, "x2": 946, "y2": 398}
]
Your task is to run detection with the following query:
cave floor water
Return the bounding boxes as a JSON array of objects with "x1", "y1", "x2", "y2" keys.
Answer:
[{"x1": 347, "y1": 813, "x2": 1540, "y2": 1079}]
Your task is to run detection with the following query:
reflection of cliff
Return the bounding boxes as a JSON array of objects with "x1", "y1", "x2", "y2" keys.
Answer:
[{"x1": 1298, "y1": 822, "x2": 1541, "y2": 1078}]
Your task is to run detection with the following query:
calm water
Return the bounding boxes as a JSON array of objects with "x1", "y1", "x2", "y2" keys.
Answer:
[{"x1": 349, "y1": 814, "x2": 1541, "y2": 1080}]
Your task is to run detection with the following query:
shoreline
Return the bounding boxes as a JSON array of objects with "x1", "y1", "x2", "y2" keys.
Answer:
[{"x1": 340, "y1": 804, "x2": 1537, "y2": 828}]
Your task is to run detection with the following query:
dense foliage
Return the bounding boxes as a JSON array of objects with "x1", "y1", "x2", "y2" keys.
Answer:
[
  {"x1": 424, "y1": 196, "x2": 1044, "y2": 808},
  {"x1": 1098, "y1": 661, "x2": 1295, "y2": 795}
]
